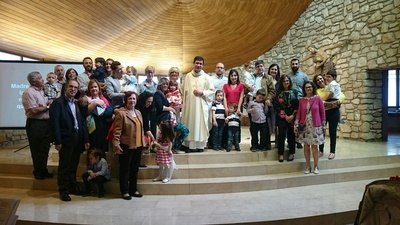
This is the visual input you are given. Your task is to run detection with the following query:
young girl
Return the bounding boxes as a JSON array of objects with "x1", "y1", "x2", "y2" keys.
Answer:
[
  {"x1": 152, "y1": 121, "x2": 176, "y2": 183},
  {"x1": 81, "y1": 149, "x2": 111, "y2": 198},
  {"x1": 165, "y1": 81, "x2": 182, "y2": 122}
]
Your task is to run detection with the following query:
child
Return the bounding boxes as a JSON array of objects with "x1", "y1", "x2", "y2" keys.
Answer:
[
  {"x1": 152, "y1": 121, "x2": 176, "y2": 183},
  {"x1": 165, "y1": 81, "x2": 182, "y2": 121},
  {"x1": 90, "y1": 57, "x2": 108, "y2": 83},
  {"x1": 211, "y1": 90, "x2": 225, "y2": 150},
  {"x1": 81, "y1": 149, "x2": 110, "y2": 198},
  {"x1": 121, "y1": 66, "x2": 139, "y2": 93},
  {"x1": 243, "y1": 62, "x2": 255, "y2": 108},
  {"x1": 43, "y1": 72, "x2": 61, "y2": 103},
  {"x1": 325, "y1": 69, "x2": 344, "y2": 123},
  {"x1": 224, "y1": 103, "x2": 241, "y2": 152},
  {"x1": 247, "y1": 89, "x2": 269, "y2": 152}
]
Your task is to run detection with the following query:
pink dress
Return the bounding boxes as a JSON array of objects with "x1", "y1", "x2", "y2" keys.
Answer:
[{"x1": 155, "y1": 136, "x2": 172, "y2": 164}]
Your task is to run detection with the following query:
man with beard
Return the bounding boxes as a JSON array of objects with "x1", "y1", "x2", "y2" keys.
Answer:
[
  {"x1": 211, "y1": 62, "x2": 228, "y2": 91},
  {"x1": 287, "y1": 58, "x2": 309, "y2": 149},
  {"x1": 54, "y1": 65, "x2": 65, "y2": 91},
  {"x1": 50, "y1": 79, "x2": 90, "y2": 201},
  {"x1": 181, "y1": 56, "x2": 215, "y2": 152},
  {"x1": 77, "y1": 57, "x2": 93, "y2": 92},
  {"x1": 288, "y1": 58, "x2": 309, "y2": 98}
]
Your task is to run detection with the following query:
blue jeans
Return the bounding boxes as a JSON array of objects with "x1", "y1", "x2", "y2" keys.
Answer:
[
  {"x1": 212, "y1": 119, "x2": 225, "y2": 149},
  {"x1": 227, "y1": 127, "x2": 240, "y2": 150}
]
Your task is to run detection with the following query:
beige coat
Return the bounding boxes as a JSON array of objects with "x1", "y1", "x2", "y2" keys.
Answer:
[{"x1": 113, "y1": 107, "x2": 145, "y2": 149}]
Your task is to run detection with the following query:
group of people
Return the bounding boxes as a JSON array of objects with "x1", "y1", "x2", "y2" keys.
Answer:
[{"x1": 22, "y1": 55, "x2": 344, "y2": 201}]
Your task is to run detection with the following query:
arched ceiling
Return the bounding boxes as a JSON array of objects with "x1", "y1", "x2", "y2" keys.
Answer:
[{"x1": 0, "y1": 0, "x2": 312, "y2": 75}]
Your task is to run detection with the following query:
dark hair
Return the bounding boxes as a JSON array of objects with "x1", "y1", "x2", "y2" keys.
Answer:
[
  {"x1": 302, "y1": 81, "x2": 317, "y2": 97},
  {"x1": 312, "y1": 74, "x2": 325, "y2": 88},
  {"x1": 169, "y1": 80, "x2": 178, "y2": 88},
  {"x1": 193, "y1": 56, "x2": 204, "y2": 64},
  {"x1": 65, "y1": 68, "x2": 78, "y2": 80},
  {"x1": 89, "y1": 149, "x2": 103, "y2": 160},
  {"x1": 278, "y1": 74, "x2": 293, "y2": 91},
  {"x1": 256, "y1": 89, "x2": 266, "y2": 96},
  {"x1": 326, "y1": 69, "x2": 337, "y2": 79},
  {"x1": 291, "y1": 58, "x2": 300, "y2": 64},
  {"x1": 136, "y1": 91, "x2": 154, "y2": 111},
  {"x1": 215, "y1": 90, "x2": 224, "y2": 97},
  {"x1": 95, "y1": 57, "x2": 106, "y2": 66},
  {"x1": 82, "y1": 57, "x2": 92, "y2": 63},
  {"x1": 227, "y1": 69, "x2": 240, "y2": 84},
  {"x1": 255, "y1": 60, "x2": 264, "y2": 66},
  {"x1": 228, "y1": 102, "x2": 238, "y2": 111},
  {"x1": 111, "y1": 61, "x2": 121, "y2": 71},
  {"x1": 123, "y1": 91, "x2": 138, "y2": 105},
  {"x1": 268, "y1": 63, "x2": 281, "y2": 82},
  {"x1": 159, "y1": 121, "x2": 175, "y2": 143}
]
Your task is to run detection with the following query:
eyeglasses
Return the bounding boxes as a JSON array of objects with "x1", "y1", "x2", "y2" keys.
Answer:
[{"x1": 216, "y1": 67, "x2": 224, "y2": 69}]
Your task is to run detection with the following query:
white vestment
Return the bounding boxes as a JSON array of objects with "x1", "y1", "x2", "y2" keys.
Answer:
[{"x1": 181, "y1": 70, "x2": 215, "y2": 149}]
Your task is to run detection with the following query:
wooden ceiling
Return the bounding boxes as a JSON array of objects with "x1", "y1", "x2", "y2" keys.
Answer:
[{"x1": 0, "y1": 0, "x2": 312, "y2": 75}]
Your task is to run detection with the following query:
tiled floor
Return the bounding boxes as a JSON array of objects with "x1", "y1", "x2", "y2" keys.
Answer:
[{"x1": 1, "y1": 131, "x2": 400, "y2": 225}]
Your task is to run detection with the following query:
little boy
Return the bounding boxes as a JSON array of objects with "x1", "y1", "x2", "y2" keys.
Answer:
[
  {"x1": 82, "y1": 149, "x2": 110, "y2": 198},
  {"x1": 43, "y1": 72, "x2": 61, "y2": 103},
  {"x1": 90, "y1": 57, "x2": 108, "y2": 83},
  {"x1": 211, "y1": 90, "x2": 225, "y2": 150},
  {"x1": 224, "y1": 103, "x2": 240, "y2": 152},
  {"x1": 247, "y1": 89, "x2": 268, "y2": 152},
  {"x1": 325, "y1": 69, "x2": 344, "y2": 123}
]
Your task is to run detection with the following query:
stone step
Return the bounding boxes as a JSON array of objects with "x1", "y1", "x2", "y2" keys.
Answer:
[{"x1": 0, "y1": 163, "x2": 398, "y2": 195}]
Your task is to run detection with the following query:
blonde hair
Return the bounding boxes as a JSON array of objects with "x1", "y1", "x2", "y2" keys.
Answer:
[
  {"x1": 145, "y1": 65, "x2": 155, "y2": 73},
  {"x1": 125, "y1": 66, "x2": 137, "y2": 75},
  {"x1": 168, "y1": 67, "x2": 181, "y2": 76}
]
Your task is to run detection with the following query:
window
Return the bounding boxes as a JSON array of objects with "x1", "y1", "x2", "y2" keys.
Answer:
[
  {"x1": 0, "y1": 51, "x2": 39, "y2": 61},
  {"x1": 388, "y1": 69, "x2": 400, "y2": 112}
]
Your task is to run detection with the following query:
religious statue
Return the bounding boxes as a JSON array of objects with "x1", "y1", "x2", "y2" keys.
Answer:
[{"x1": 302, "y1": 39, "x2": 351, "y2": 75}]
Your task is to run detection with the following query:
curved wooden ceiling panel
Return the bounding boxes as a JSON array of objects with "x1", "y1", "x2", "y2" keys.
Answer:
[{"x1": 0, "y1": 0, "x2": 312, "y2": 74}]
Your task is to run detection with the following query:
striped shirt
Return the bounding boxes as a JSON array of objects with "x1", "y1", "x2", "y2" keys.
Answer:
[{"x1": 212, "y1": 101, "x2": 225, "y2": 120}]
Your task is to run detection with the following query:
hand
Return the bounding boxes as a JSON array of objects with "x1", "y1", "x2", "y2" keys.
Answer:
[
  {"x1": 213, "y1": 121, "x2": 218, "y2": 127},
  {"x1": 85, "y1": 143, "x2": 90, "y2": 150},
  {"x1": 169, "y1": 107, "x2": 176, "y2": 114},
  {"x1": 55, "y1": 144, "x2": 62, "y2": 151},
  {"x1": 265, "y1": 100, "x2": 271, "y2": 106},
  {"x1": 193, "y1": 89, "x2": 203, "y2": 97},
  {"x1": 115, "y1": 147, "x2": 123, "y2": 154},
  {"x1": 236, "y1": 109, "x2": 241, "y2": 116},
  {"x1": 247, "y1": 85, "x2": 254, "y2": 92}
]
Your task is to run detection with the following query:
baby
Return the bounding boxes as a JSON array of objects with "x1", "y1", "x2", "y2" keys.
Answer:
[
  {"x1": 43, "y1": 72, "x2": 61, "y2": 103},
  {"x1": 121, "y1": 66, "x2": 139, "y2": 93}
]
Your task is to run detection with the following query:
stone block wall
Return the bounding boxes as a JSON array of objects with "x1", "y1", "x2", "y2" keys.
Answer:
[
  {"x1": 0, "y1": 130, "x2": 28, "y2": 147},
  {"x1": 242, "y1": 0, "x2": 400, "y2": 141}
]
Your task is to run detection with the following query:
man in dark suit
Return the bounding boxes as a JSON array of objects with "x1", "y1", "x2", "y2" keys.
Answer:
[{"x1": 50, "y1": 79, "x2": 90, "y2": 201}]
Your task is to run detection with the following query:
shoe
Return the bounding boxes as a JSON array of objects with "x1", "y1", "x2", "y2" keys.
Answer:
[
  {"x1": 287, "y1": 154, "x2": 295, "y2": 162},
  {"x1": 304, "y1": 167, "x2": 311, "y2": 174},
  {"x1": 131, "y1": 191, "x2": 143, "y2": 198},
  {"x1": 43, "y1": 172, "x2": 54, "y2": 178},
  {"x1": 69, "y1": 187, "x2": 83, "y2": 196},
  {"x1": 60, "y1": 193, "x2": 71, "y2": 201},
  {"x1": 328, "y1": 153, "x2": 335, "y2": 160},
  {"x1": 218, "y1": 147, "x2": 223, "y2": 150},
  {"x1": 152, "y1": 177, "x2": 162, "y2": 182},
  {"x1": 319, "y1": 151, "x2": 324, "y2": 157},
  {"x1": 296, "y1": 143, "x2": 303, "y2": 149},
  {"x1": 139, "y1": 164, "x2": 147, "y2": 168},
  {"x1": 197, "y1": 149, "x2": 204, "y2": 152},
  {"x1": 278, "y1": 155, "x2": 284, "y2": 163},
  {"x1": 226, "y1": 149, "x2": 231, "y2": 152},
  {"x1": 34, "y1": 175, "x2": 45, "y2": 180},
  {"x1": 339, "y1": 119, "x2": 345, "y2": 124},
  {"x1": 235, "y1": 148, "x2": 241, "y2": 151},
  {"x1": 250, "y1": 146, "x2": 257, "y2": 152},
  {"x1": 162, "y1": 178, "x2": 170, "y2": 183},
  {"x1": 122, "y1": 193, "x2": 132, "y2": 200},
  {"x1": 314, "y1": 167, "x2": 319, "y2": 174}
]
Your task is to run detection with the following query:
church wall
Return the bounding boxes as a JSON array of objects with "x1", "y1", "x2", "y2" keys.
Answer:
[{"x1": 248, "y1": 0, "x2": 400, "y2": 141}]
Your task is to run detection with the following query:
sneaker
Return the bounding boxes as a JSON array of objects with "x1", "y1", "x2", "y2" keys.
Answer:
[
  {"x1": 304, "y1": 167, "x2": 311, "y2": 174},
  {"x1": 328, "y1": 153, "x2": 335, "y2": 160},
  {"x1": 314, "y1": 167, "x2": 319, "y2": 174},
  {"x1": 162, "y1": 178, "x2": 170, "y2": 183},
  {"x1": 152, "y1": 177, "x2": 162, "y2": 182},
  {"x1": 319, "y1": 151, "x2": 324, "y2": 157}
]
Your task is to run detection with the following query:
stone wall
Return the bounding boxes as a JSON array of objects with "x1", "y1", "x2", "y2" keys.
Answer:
[
  {"x1": 243, "y1": 0, "x2": 400, "y2": 141},
  {"x1": 0, "y1": 129, "x2": 28, "y2": 147}
]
